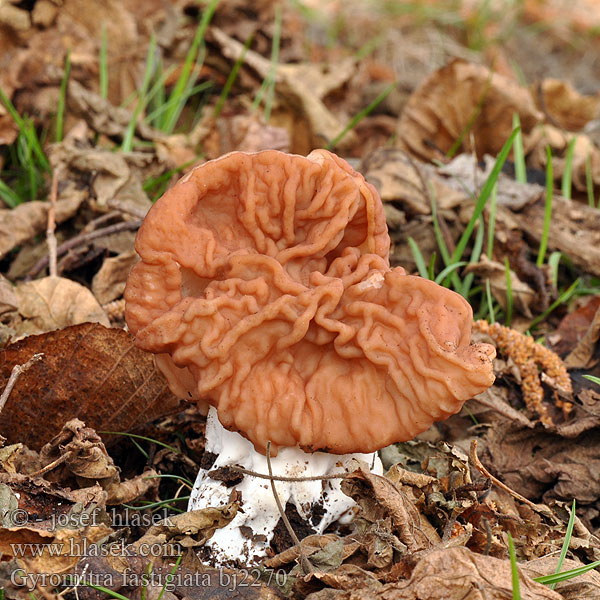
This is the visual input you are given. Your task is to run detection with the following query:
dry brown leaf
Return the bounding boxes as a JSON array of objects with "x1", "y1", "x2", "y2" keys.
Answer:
[
  {"x1": 49, "y1": 142, "x2": 157, "y2": 216},
  {"x1": 105, "y1": 469, "x2": 159, "y2": 506},
  {"x1": 0, "y1": 323, "x2": 183, "y2": 449},
  {"x1": 305, "y1": 547, "x2": 562, "y2": 600},
  {"x1": 211, "y1": 27, "x2": 357, "y2": 150},
  {"x1": 397, "y1": 59, "x2": 543, "y2": 161},
  {"x1": 523, "y1": 556, "x2": 600, "y2": 600},
  {"x1": 550, "y1": 295, "x2": 600, "y2": 356},
  {"x1": 14, "y1": 276, "x2": 109, "y2": 335},
  {"x1": 533, "y1": 78, "x2": 600, "y2": 131},
  {"x1": 0, "y1": 275, "x2": 17, "y2": 317},
  {"x1": 564, "y1": 301, "x2": 600, "y2": 369},
  {"x1": 484, "y1": 423, "x2": 600, "y2": 503},
  {"x1": 40, "y1": 418, "x2": 120, "y2": 486},
  {"x1": 92, "y1": 251, "x2": 139, "y2": 305},
  {"x1": 341, "y1": 468, "x2": 432, "y2": 553},
  {"x1": 0, "y1": 197, "x2": 83, "y2": 259},
  {"x1": 465, "y1": 255, "x2": 536, "y2": 318}
]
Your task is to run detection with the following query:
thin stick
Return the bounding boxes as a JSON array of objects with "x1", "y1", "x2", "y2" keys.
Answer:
[
  {"x1": 26, "y1": 220, "x2": 142, "y2": 280},
  {"x1": 225, "y1": 466, "x2": 348, "y2": 483},
  {"x1": 29, "y1": 451, "x2": 71, "y2": 478},
  {"x1": 469, "y1": 440, "x2": 553, "y2": 518},
  {"x1": 266, "y1": 441, "x2": 314, "y2": 574},
  {"x1": 47, "y1": 170, "x2": 59, "y2": 277},
  {"x1": 0, "y1": 353, "x2": 44, "y2": 414}
]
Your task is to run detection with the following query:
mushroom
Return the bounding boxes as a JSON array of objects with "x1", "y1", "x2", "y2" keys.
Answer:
[{"x1": 124, "y1": 150, "x2": 495, "y2": 565}]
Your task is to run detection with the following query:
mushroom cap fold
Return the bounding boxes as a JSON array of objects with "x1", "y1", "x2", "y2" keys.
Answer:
[{"x1": 125, "y1": 150, "x2": 495, "y2": 455}]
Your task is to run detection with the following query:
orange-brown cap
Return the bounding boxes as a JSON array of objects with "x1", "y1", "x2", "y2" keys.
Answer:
[{"x1": 124, "y1": 150, "x2": 495, "y2": 455}]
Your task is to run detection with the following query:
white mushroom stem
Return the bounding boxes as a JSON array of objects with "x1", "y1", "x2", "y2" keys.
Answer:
[{"x1": 188, "y1": 406, "x2": 383, "y2": 566}]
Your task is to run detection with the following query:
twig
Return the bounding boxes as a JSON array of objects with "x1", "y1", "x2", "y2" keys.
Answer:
[
  {"x1": 266, "y1": 441, "x2": 315, "y2": 575},
  {"x1": 225, "y1": 466, "x2": 348, "y2": 483},
  {"x1": 469, "y1": 440, "x2": 553, "y2": 518},
  {"x1": 29, "y1": 451, "x2": 72, "y2": 478},
  {"x1": 26, "y1": 220, "x2": 142, "y2": 280},
  {"x1": 0, "y1": 354, "x2": 44, "y2": 414},
  {"x1": 47, "y1": 170, "x2": 59, "y2": 277}
]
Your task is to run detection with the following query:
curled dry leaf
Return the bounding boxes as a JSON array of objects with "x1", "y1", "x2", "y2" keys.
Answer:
[
  {"x1": 0, "y1": 197, "x2": 83, "y2": 260},
  {"x1": 0, "y1": 322, "x2": 183, "y2": 449},
  {"x1": 564, "y1": 301, "x2": 600, "y2": 369},
  {"x1": 40, "y1": 418, "x2": 120, "y2": 485},
  {"x1": 484, "y1": 423, "x2": 600, "y2": 503},
  {"x1": 465, "y1": 255, "x2": 536, "y2": 318},
  {"x1": 92, "y1": 250, "x2": 139, "y2": 305},
  {"x1": 211, "y1": 27, "x2": 357, "y2": 150},
  {"x1": 0, "y1": 275, "x2": 17, "y2": 317},
  {"x1": 304, "y1": 547, "x2": 563, "y2": 600},
  {"x1": 533, "y1": 78, "x2": 600, "y2": 132},
  {"x1": 14, "y1": 276, "x2": 109, "y2": 336},
  {"x1": 341, "y1": 467, "x2": 432, "y2": 553},
  {"x1": 397, "y1": 58, "x2": 543, "y2": 161}
]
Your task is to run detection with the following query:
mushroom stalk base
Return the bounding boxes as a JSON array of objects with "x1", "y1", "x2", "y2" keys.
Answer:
[{"x1": 189, "y1": 406, "x2": 382, "y2": 566}]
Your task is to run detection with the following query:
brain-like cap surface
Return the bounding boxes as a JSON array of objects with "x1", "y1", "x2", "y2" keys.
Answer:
[{"x1": 124, "y1": 150, "x2": 495, "y2": 455}]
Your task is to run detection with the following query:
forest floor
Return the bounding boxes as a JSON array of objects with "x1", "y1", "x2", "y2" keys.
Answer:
[{"x1": 1, "y1": 1, "x2": 600, "y2": 599}]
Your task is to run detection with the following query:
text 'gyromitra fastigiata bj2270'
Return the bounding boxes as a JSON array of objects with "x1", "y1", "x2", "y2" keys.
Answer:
[{"x1": 124, "y1": 149, "x2": 496, "y2": 565}]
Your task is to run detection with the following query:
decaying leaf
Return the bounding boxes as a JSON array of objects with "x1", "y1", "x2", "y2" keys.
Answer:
[
  {"x1": 564, "y1": 301, "x2": 600, "y2": 369},
  {"x1": 523, "y1": 555, "x2": 600, "y2": 600},
  {"x1": 397, "y1": 58, "x2": 543, "y2": 161},
  {"x1": 14, "y1": 276, "x2": 109, "y2": 335},
  {"x1": 465, "y1": 255, "x2": 536, "y2": 318},
  {"x1": 0, "y1": 323, "x2": 183, "y2": 449},
  {"x1": 532, "y1": 78, "x2": 600, "y2": 132},
  {"x1": 211, "y1": 27, "x2": 357, "y2": 150},
  {"x1": 484, "y1": 423, "x2": 600, "y2": 503},
  {"x1": 91, "y1": 251, "x2": 139, "y2": 305},
  {"x1": 0, "y1": 197, "x2": 83, "y2": 260},
  {"x1": 341, "y1": 467, "x2": 432, "y2": 553},
  {"x1": 304, "y1": 547, "x2": 562, "y2": 600},
  {"x1": 0, "y1": 275, "x2": 18, "y2": 316}
]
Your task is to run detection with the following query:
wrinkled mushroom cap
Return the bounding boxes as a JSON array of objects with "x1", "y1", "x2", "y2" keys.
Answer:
[{"x1": 125, "y1": 150, "x2": 495, "y2": 455}]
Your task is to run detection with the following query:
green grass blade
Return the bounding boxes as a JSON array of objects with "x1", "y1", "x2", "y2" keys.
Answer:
[
  {"x1": 213, "y1": 33, "x2": 254, "y2": 118},
  {"x1": 584, "y1": 374, "x2": 600, "y2": 385},
  {"x1": 487, "y1": 181, "x2": 497, "y2": 258},
  {"x1": 585, "y1": 153, "x2": 595, "y2": 208},
  {"x1": 451, "y1": 127, "x2": 519, "y2": 265},
  {"x1": 408, "y1": 237, "x2": 429, "y2": 278},
  {"x1": 461, "y1": 215, "x2": 485, "y2": 297},
  {"x1": 157, "y1": 554, "x2": 183, "y2": 600},
  {"x1": 508, "y1": 532, "x2": 522, "y2": 600},
  {"x1": 504, "y1": 257, "x2": 513, "y2": 327},
  {"x1": 84, "y1": 585, "x2": 130, "y2": 600},
  {"x1": 56, "y1": 50, "x2": 71, "y2": 143},
  {"x1": 122, "y1": 496, "x2": 190, "y2": 510},
  {"x1": 534, "y1": 559, "x2": 600, "y2": 586},
  {"x1": 561, "y1": 137, "x2": 576, "y2": 200},
  {"x1": 99, "y1": 24, "x2": 109, "y2": 99},
  {"x1": 162, "y1": 0, "x2": 219, "y2": 133},
  {"x1": 512, "y1": 113, "x2": 526, "y2": 184},
  {"x1": 99, "y1": 431, "x2": 179, "y2": 454},
  {"x1": 143, "y1": 473, "x2": 195, "y2": 488},
  {"x1": 528, "y1": 278, "x2": 580, "y2": 330},
  {"x1": 122, "y1": 34, "x2": 157, "y2": 152},
  {"x1": 537, "y1": 145, "x2": 554, "y2": 266},
  {"x1": 435, "y1": 261, "x2": 467, "y2": 285},
  {"x1": 446, "y1": 67, "x2": 493, "y2": 159},
  {"x1": 145, "y1": 80, "x2": 212, "y2": 126},
  {"x1": 0, "y1": 178, "x2": 22, "y2": 207},
  {"x1": 427, "y1": 252, "x2": 437, "y2": 280},
  {"x1": 263, "y1": 5, "x2": 282, "y2": 123},
  {"x1": 486, "y1": 278, "x2": 495, "y2": 323},
  {"x1": 0, "y1": 87, "x2": 50, "y2": 172},
  {"x1": 550, "y1": 499, "x2": 576, "y2": 590},
  {"x1": 326, "y1": 82, "x2": 395, "y2": 151},
  {"x1": 548, "y1": 251, "x2": 561, "y2": 289}
]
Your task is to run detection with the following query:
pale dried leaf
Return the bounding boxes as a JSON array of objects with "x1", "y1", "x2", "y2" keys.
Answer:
[
  {"x1": 92, "y1": 251, "x2": 139, "y2": 305},
  {"x1": 397, "y1": 59, "x2": 543, "y2": 161},
  {"x1": 0, "y1": 197, "x2": 83, "y2": 259},
  {"x1": 0, "y1": 275, "x2": 17, "y2": 316},
  {"x1": 15, "y1": 276, "x2": 109, "y2": 334}
]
